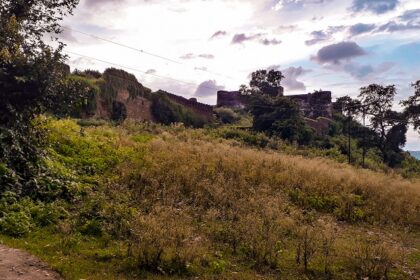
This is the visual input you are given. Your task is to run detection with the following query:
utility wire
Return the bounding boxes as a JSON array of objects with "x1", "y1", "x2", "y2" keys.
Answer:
[
  {"x1": 63, "y1": 27, "x2": 181, "y2": 65},
  {"x1": 78, "y1": 67, "x2": 208, "y2": 103},
  {"x1": 65, "y1": 50, "x2": 224, "y2": 92},
  {"x1": 63, "y1": 26, "x2": 235, "y2": 80}
]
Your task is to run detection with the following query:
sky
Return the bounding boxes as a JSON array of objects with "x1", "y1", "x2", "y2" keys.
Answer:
[{"x1": 61, "y1": 0, "x2": 420, "y2": 150}]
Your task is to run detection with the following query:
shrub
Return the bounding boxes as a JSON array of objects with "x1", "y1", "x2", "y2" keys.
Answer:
[
  {"x1": 348, "y1": 239, "x2": 393, "y2": 280},
  {"x1": 130, "y1": 208, "x2": 208, "y2": 275},
  {"x1": 0, "y1": 211, "x2": 33, "y2": 237},
  {"x1": 214, "y1": 107, "x2": 239, "y2": 124}
]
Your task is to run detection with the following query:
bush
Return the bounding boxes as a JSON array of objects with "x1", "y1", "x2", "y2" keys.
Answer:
[
  {"x1": 348, "y1": 239, "x2": 393, "y2": 280},
  {"x1": 214, "y1": 107, "x2": 239, "y2": 124},
  {"x1": 130, "y1": 208, "x2": 208, "y2": 275},
  {"x1": 0, "y1": 211, "x2": 33, "y2": 237},
  {"x1": 0, "y1": 192, "x2": 67, "y2": 236}
]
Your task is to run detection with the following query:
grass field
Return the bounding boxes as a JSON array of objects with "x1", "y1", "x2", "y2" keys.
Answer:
[{"x1": 1, "y1": 118, "x2": 419, "y2": 279}]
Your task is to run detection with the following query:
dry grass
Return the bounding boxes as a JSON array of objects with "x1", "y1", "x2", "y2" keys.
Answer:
[
  {"x1": 110, "y1": 131, "x2": 419, "y2": 278},
  {"x1": 6, "y1": 119, "x2": 418, "y2": 279}
]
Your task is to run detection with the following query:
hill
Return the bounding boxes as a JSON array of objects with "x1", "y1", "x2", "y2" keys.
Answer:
[{"x1": 1, "y1": 118, "x2": 418, "y2": 280}]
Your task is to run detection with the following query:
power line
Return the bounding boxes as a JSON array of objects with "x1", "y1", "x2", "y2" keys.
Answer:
[
  {"x1": 65, "y1": 50, "x2": 224, "y2": 92},
  {"x1": 70, "y1": 61, "x2": 207, "y2": 102},
  {"x1": 63, "y1": 26, "x2": 235, "y2": 80},
  {"x1": 63, "y1": 26, "x2": 182, "y2": 65}
]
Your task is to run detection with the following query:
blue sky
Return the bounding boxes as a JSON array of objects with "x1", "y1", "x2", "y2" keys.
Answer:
[{"x1": 61, "y1": 0, "x2": 420, "y2": 149}]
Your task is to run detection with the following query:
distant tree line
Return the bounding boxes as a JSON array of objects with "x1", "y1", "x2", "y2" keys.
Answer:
[{"x1": 240, "y1": 69, "x2": 420, "y2": 167}]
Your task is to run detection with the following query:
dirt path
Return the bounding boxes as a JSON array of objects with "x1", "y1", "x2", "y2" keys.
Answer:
[{"x1": 0, "y1": 245, "x2": 62, "y2": 280}]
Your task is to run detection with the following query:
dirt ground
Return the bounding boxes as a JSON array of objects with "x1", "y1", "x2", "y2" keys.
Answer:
[{"x1": 0, "y1": 245, "x2": 62, "y2": 280}]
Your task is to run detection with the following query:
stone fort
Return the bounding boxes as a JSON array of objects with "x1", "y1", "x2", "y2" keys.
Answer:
[
  {"x1": 217, "y1": 87, "x2": 334, "y2": 134},
  {"x1": 217, "y1": 88, "x2": 333, "y2": 119}
]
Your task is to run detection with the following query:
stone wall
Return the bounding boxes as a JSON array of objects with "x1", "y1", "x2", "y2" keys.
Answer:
[
  {"x1": 217, "y1": 91, "x2": 250, "y2": 108},
  {"x1": 217, "y1": 90, "x2": 333, "y2": 119},
  {"x1": 115, "y1": 90, "x2": 155, "y2": 122},
  {"x1": 94, "y1": 89, "x2": 154, "y2": 122},
  {"x1": 166, "y1": 92, "x2": 215, "y2": 121}
]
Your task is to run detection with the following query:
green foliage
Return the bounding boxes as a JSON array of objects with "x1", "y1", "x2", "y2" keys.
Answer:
[
  {"x1": 0, "y1": 191, "x2": 67, "y2": 237},
  {"x1": 248, "y1": 94, "x2": 314, "y2": 144},
  {"x1": 402, "y1": 80, "x2": 420, "y2": 133},
  {"x1": 0, "y1": 119, "x2": 417, "y2": 280},
  {"x1": 0, "y1": 0, "x2": 79, "y2": 200},
  {"x1": 241, "y1": 69, "x2": 284, "y2": 96},
  {"x1": 151, "y1": 91, "x2": 209, "y2": 128},
  {"x1": 214, "y1": 107, "x2": 240, "y2": 124},
  {"x1": 217, "y1": 128, "x2": 270, "y2": 148},
  {"x1": 99, "y1": 68, "x2": 147, "y2": 106},
  {"x1": 51, "y1": 75, "x2": 99, "y2": 118}
]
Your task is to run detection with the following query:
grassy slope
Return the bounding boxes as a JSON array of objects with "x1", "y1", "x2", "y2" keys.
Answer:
[{"x1": 1, "y1": 118, "x2": 419, "y2": 280}]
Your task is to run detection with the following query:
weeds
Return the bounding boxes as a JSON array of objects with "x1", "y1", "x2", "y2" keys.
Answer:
[{"x1": 0, "y1": 119, "x2": 418, "y2": 279}]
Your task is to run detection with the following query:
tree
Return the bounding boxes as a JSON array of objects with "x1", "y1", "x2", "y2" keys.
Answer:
[
  {"x1": 0, "y1": 0, "x2": 79, "y2": 127},
  {"x1": 334, "y1": 95, "x2": 362, "y2": 117},
  {"x1": 402, "y1": 80, "x2": 420, "y2": 133},
  {"x1": 51, "y1": 75, "x2": 99, "y2": 118},
  {"x1": 242, "y1": 69, "x2": 312, "y2": 144},
  {"x1": 249, "y1": 94, "x2": 313, "y2": 144},
  {"x1": 241, "y1": 69, "x2": 284, "y2": 96},
  {"x1": 359, "y1": 84, "x2": 407, "y2": 164},
  {"x1": 0, "y1": 0, "x2": 79, "y2": 198}
]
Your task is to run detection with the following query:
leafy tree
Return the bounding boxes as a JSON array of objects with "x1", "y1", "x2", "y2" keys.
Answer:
[
  {"x1": 249, "y1": 94, "x2": 313, "y2": 144},
  {"x1": 402, "y1": 80, "x2": 420, "y2": 133},
  {"x1": 0, "y1": 0, "x2": 79, "y2": 198},
  {"x1": 51, "y1": 75, "x2": 99, "y2": 118},
  {"x1": 0, "y1": 0, "x2": 79, "y2": 126},
  {"x1": 359, "y1": 84, "x2": 407, "y2": 164},
  {"x1": 242, "y1": 69, "x2": 312, "y2": 144},
  {"x1": 334, "y1": 96, "x2": 362, "y2": 117},
  {"x1": 241, "y1": 69, "x2": 284, "y2": 96}
]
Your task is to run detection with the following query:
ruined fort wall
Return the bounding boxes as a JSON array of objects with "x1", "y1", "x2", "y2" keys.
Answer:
[
  {"x1": 166, "y1": 92, "x2": 215, "y2": 120},
  {"x1": 94, "y1": 89, "x2": 155, "y2": 122},
  {"x1": 116, "y1": 90, "x2": 155, "y2": 122}
]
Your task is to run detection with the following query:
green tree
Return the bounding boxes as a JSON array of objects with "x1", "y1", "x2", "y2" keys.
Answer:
[
  {"x1": 334, "y1": 95, "x2": 362, "y2": 117},
  {"x1": 51, "y1": 75, "x2": 99, "y2": 118},
  {"x1": 249, "y1": 94, "x2": 313, "y2": 144},
  {"x1": 359, "y1": 84, "x2": 407, "y2": 164},
  {"x1": 402, "y1": 80, "x2": 420, "y2": 133},
  {"x1": 242, "y1": 69, "x2": 312, "y2": 144},
  {"x1": 241, "y1": 69, "x2": 284, "y2": 96},
  {"x1": 0, "y1": 0, "x2": 79, "y2": 198}
]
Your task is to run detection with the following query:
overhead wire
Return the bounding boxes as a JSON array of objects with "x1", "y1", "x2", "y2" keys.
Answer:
[
  {"x1": 65, "y1": 50, "x2": 225, "y2": 92},
  {"x1": 62, "y1": 26, "x2": 236, "y2": 80}
]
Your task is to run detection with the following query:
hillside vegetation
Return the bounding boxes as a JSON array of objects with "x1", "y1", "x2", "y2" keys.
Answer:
[{"x1": 1, "y1": 118, "x2": 419, "y2": 280}]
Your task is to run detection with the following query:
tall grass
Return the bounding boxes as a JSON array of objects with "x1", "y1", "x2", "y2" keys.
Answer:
[{"x1": 2, "y1": 119, "x2": 418, "y2": 279}]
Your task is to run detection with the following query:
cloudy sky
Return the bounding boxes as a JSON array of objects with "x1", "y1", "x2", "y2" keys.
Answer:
[{"x1": 61, "y1": 0, "x2": 420, "y2": 149}]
